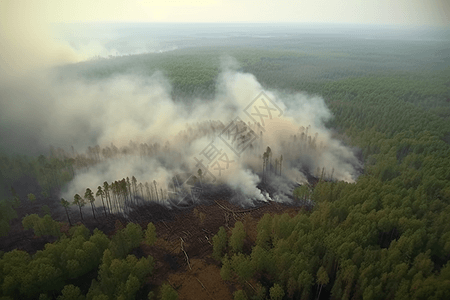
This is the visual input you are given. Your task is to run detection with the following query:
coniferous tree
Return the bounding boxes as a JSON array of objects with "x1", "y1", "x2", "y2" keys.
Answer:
[
  {"x1": 154, "y1": 180, "x2": 159, "y2": 202},
  {"x1": 60, "y1": 198, "x2": 72, "y2": 226},
  {"x1": 144, "y1": 223, "x2": 157, "y2": 246},
  {"x1": 84, "y1": 188, "x2": 96, "y2": 219},
  {"x1": 212, "y1": 226, "x2": 228, "y2": 260},
  {"x1": 103, "y1": 181, "x2": 112, "y2": 213},
  {"x1": 120, "y1": 179, "x2": 128, "y2": 211},
  {"x1": 233, "y1": 290, "x2": 248, "y2": 300},
  {"x1": 96, "y1": 186, "x2": 107, "y2": 217},
  {"x1": 132, "y1": 176, "x2": 138, "y2": 201},
  {"x1": 316, "y1": 266, "x2": 329, "y2": 300},
  {"x1": 145, "y1": 182, "x2": 151, "y2": 201},
  {"x1": 0, "y1": 199, "x2": 17, "y2": 237},
  {"x1": 27, "y1": 193, "x2": 36, "y2": 203},
  {"x1": 73, "y1": 194, "x2": 85, "y2": 221},
  {"x1": 229, "y1": 221, "x2": 246, "y2": 253},
  {"x1": 126, "y1": 177, "x2": 132, "y2": 204},
  {"x1": 159, "y1": 284, "x2": 178, "y2": 300},
  {"x1": 112, "y1": 181, "x2": 119, "y2": 212},
  {"x1": 269, "y1": 284, "x2": 284, "y2": 300}
]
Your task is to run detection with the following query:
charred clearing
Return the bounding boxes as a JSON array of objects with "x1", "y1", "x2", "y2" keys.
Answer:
[{"x1": 0, "y1": 161, "x2": 332, "y2": 254}]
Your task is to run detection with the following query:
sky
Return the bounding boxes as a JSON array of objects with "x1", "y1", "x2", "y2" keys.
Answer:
[
  {"x1": 1, "y1": 0, "x2": 449, "y2": 26},
  {"x1": 1, "y1": 0, "x2": 448, "y2": 75}
]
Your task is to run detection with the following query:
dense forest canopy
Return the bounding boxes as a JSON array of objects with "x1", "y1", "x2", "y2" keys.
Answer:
[{"x1": 0, "y1": 24, "x2": 449, "y2": 299}]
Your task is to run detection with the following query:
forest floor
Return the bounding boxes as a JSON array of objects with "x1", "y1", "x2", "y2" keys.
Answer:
[{"x1": 137, "y1": 199, "x2": 307, "y2": 299}]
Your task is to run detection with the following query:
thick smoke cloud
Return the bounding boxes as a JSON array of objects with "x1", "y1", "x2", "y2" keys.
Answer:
[{"x1": 0, "y1": 31, "x2": 361, "y2": 207}]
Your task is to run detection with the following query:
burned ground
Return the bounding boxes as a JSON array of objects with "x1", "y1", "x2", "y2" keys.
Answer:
[{"x1": 0, "y1": 184, "x2": 308, "y2": 299}]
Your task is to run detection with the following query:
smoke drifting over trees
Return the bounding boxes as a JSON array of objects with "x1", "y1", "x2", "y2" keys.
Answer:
[{"x1": 0, "y1": 52, "x2": 361, "y2": 208}]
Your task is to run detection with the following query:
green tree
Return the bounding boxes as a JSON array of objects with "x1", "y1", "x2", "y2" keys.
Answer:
[
  {"x1": 231, "y1": 253, "x2": 255, "y2": 282},
  {"x1": 316, "y1": 266, "x2": 329, "y2": 300},
  {"x1": 27, "y1": 193, "x2": 36, "y2": 203},
  {"x1": 298, "y1": 270, "x2": 314, "y2": 299},
  {"x1": 269, "y1": 283, "x2": 284, "y2": 300},
  {"x1": 159, "y1": 283, "x2": 178, "y2": 300},
  {"x1": 125, "y1": 223, "x2": 143, "y2": 248},
  {"x1": 57, "y1": 284, "x2": 84, "y2": 300},
  {"x1": 145, "y1": 223, "x2": 157, "y2": 246},
  {"x1": 39, "y1": 293, "x2": 51, "y2": 300},
  {"x1": 121, "y1": 274, "x2": 140, "y2": 300},
  {"x1": 22, "y1": 214, "x2": 60, "y2": 237},
  {"x1": 256, "y1": 214, "x2": 272, "y2": 250},
  {"x1": 294, "y1": 185, "x2": 310, "y2": 202},
  {"x1": 250, "y1": 245, "x2": 271, "y2": 274},
  {"x1": 41, "y1": 205, "x2": 51, "y2": 216},
  {"x1": 229, "y1": 221, "x2": 246, "y2": 253},
  {"x1": 40, "y1": 214, "x2": 61, "y2": 237},
  {"x1": 0, "y1": 199, "x2": 17, "y2": 237},
  {"x1": 22, "y1": 213, "x2": 41, "y2": 234},
  {"x1": 93, "y1": 250, "x2": 153, "y2": 299},
  {"x1": 253, "y1": 283, "x2": 267, "y2": 300},
  {"x1": 109, "y1": 223, "x2": 143, "y2": 258},
  {"x1": 220, "y1": 255, "x2": 233, "y2": 281},
  {"x1": 212, "y1": 226, "x2": 228, "y2": 260},
  {"x1": 233, "y1": 289, "x2": 248, "y2": 300}
]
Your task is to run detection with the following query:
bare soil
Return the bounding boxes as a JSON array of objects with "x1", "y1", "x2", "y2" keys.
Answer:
[{"x1": 137, "y1": 199, "x2": 308, "y2": 299}]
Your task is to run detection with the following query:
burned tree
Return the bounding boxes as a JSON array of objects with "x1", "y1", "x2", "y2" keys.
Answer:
[
  {"x1": 84, "y1": 188, "x2": 96, "y2": 219},
  {"x1": 96, "y1": 186, "x2": 108, "y2": 217},
  {"x1": 73, "y1": 194, "x2": 85, "y2": 221},
  {"x1": 60, "y1": 198, "x2": 72, "y2": 226}
]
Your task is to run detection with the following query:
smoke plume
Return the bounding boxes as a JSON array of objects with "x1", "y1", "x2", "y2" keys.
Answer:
[{"x1": 0, "y1": 34, "x2": 361, "y2": 207}]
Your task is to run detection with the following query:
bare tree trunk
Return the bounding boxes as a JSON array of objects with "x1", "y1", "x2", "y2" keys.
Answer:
[
  {"x1": 91, "y1": 203, "x2": 96, "y2": 219},
  {"x1": 317, "y1": 284, "x2": 323, "y2": 300},
  {"x1": 65, "y1": 207, "x2": 72, "y2": 226},
  {"x1": 100, "y1": 195, "x2": 107, "y2": 217},
  {"x1": 154, "y1": 181, "x2": 159, "y2": 202},
  {"x1": 107, "y1": 192, "x2": 113, "y2": 214},
  {"x1": 79, "y1": 206, "x2": 83, "y2": 221}
]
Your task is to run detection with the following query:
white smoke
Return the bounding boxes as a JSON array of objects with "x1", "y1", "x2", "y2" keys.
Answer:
[
  {"x1": 50, "y1": 61, "x2": 360, "y2": 207},
  {"x1": 0, "y1": 49, "x2": 361, "y2": 207}
]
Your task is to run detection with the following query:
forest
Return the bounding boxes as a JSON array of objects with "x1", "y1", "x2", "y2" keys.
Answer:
[{"x1": 1, "y1": 28, "x2": 450, "y2": 300}]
